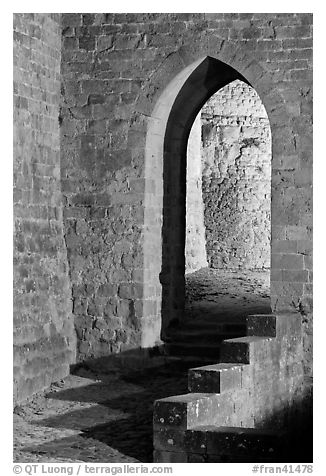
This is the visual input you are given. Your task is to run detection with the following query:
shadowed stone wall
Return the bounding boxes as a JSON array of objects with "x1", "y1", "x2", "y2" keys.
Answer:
[{"x1": 13, "y1": 13, "x2": 76, "y2": 402}]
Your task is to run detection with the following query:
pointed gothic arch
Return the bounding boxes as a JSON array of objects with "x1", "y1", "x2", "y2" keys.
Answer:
[{"x1": 129, "y1": 47, "x2": 290, "y2": 347}]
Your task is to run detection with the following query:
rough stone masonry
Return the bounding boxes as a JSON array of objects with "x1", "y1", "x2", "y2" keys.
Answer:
[
  {"x1": 13, "y1": 13, "x2": 312, "y2": 403},
  {"x1": 185, "y1": 80, "x2": 271, "y2": 272}
]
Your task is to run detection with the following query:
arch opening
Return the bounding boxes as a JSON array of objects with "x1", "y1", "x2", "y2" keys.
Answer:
[
  {"x1": 184, "y1": 80, "x2": 272, "y2": 340},
  {"x1": 143, "y1": 56, "x2": 272, "y2": 348}
]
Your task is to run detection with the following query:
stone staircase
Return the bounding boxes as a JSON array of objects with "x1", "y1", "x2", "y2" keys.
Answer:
[
  {"x1": 164, "y1": 317, "x2": 247, "y2": 361},
  {"x1": 153, "y1": 313, "x2": 304, "y2": 462}
]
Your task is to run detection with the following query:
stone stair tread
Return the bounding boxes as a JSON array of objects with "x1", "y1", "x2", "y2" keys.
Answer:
[
  {"x1": 183, "y1": 320, "x2": 246, "y2": 329},
  {"x1": 164, "y1": 355, "x2": 218, "y2": 365},
  {"x1": 246, "y1": 314, "x2": 277, "y2": 337},
  {"x1": 221, "y1": 335, "x2": 274, "y2": 364},
  {"x1": 172, "y1": 326, "x2": 245, "y2": 334},
  {"x1": 170, "y1": 332, "x2": 244, "y2": 342},
  {"x1": 168, "y1": 337, "x2": 228, "y2": 346},
  {"x1": 183, "y1": 425, "x2": 284, "y2": 458},
  {"x1": 166, "y1": 341, "x2": 222, "y2": 348},
  {"x1": 189, "y1": 425, "x2": 280, "y2": 435},
  {"x1": 157, "y1": 393, "x2": 213, "y2": 403},
  {"x1": 184, "y1": 425, "x2": 284, "y2": 457},
  {"x1": 183, "y1": 318, "x2": 246, "y2": 324},
  {"x1": 247, "y1": 314, "x2": 275, "y2": 318},
  {"x1": 189, "y1": 362, "x2": 244, "y2": 372},
  {"x1": 223, "y1": 335, "x2": 273, "y2": 344},
  {"x1": 154, "y1": 392, "x2": 222, "y2": 429},
  {"x1": 188, "y1": 361, "x2": 244, "y2": 393},
  {"x1": 165, "y1": 342, "x2": 221, "y2": 358}
]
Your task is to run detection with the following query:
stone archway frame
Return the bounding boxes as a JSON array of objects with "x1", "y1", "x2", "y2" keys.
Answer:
[{"x1": 128, "y1": 40, "x2": 291, "y2": 348}]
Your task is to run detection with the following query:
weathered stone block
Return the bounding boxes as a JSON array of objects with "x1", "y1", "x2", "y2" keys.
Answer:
[
  {"x1": 221, "y1": 336, "x2": 273, "y2": 364},
  {"x1": 271, "y1": 253, "x2": 304, "y2": 269},
  {"x1": 62, "y1": 13, "x2": 82, "y2": 27},
  {"x1": 153, "y1": 428, "x2": 185, "y2": 452},
  {"x1": 246, "y1": 314, "x2": 277, "y2": 337},
  {"x1": 78, "y1": 36, "x2": 96, "y2": 51},
  {"x1": 188, "y1": 363, "x2": 243, "y2": 393},
  {"x1": 154, "y1": 393, "x2": 220, "y2": 429},
  {"x1": 272, "y1": 240, "x2": 297, "y2": 253},
  {"x1": 153, "y1": 450, "x2": 187, "y2": 463},
  {"x1": 118, "y1": 283, "x2": 143, "y2": 299},
  {"x1": 205, "y1": 427, "x2": 283, "y2": 459},
  {"x1": 282, "y1": 270, "x2": 309, "y2": 282}
]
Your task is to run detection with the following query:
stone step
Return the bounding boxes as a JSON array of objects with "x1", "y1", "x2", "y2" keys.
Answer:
[
  {"x1": 153, "y1": 425, "x2": 284, "y2": 462},
  {"x1": 246, "y1": 313, "x2": 301, "y2": 342},
  {"x1": 166, "y1": 335, "x2": 238, "y2": 347},
  {"x1": 188, "y1": 363, "x2": 244, "y2": 393},
  {"x1": 154, "y1": 387, "x2": 251, "y2": 431},
  {"x1": 162, "y1": 355, "x2": 219, "y2": 367},
  {"x1": 153, "y1": 313, "x2": 294, "y2": 463},
  {"x1": 246, "y1": 314, "x2": 277, "y2": 337},
  {"x1": 153, "y1": 393, "x2": 222, "y2": 430},
  {"x1": 181, "y1": 320, "x2": 246, "y2": 333},
  {"x1": 185, "y1": 425, "x2": 284, "y2": 462},
  {"x1": 176, "y1": 314, "x2": 275, "y2": 338},
  {"x1": 221, "y1": 336, "x2": 273, "y2": 364},
  {"x1": 164, "y1": 342, "x2": 221, "y2": 359},
  {"x1": 168, "y1": 328, "x2": 246, "y2": 343}
]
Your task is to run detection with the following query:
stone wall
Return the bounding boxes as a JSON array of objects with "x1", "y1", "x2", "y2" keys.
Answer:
[
  {"x1": 201, "y1": 80, "x2": 271, "y2": 269},
  {"x1": 60, "y1": 14, "x2": 149, "y2": 361},
  {"x1": 185, "y1": 80, "x2": 271, "y2": 272},
  {"x1": 59, "y1": 13, "x2": 312, "y2": 375},
  {"x1": 185, "y1": 113, "x2": 208, "y2": 273},
  {"x1": 13, "y1": 13, "x2": 76, "y2": 402}
]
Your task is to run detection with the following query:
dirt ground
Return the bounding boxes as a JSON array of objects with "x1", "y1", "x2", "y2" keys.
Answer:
[{"x1": 185, "y1": 268, "x2": 271, "y2": 322}]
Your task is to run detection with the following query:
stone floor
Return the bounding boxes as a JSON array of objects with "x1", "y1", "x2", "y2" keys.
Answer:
[
  {"x1": 14, "y1": 269, "x2": 271, "y2": 463},
  {"x1": 14, "y1": 363, "x2": 190, "y2": 463}
]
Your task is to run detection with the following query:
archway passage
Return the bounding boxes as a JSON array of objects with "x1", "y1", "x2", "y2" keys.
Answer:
[
  {"x1": 156, "y1": 58, "x2": 271, "y2": 358},
  {"x1": 159, "y1": 57, "x2": 246, "y2": 337},
  {"x1": 182, "y1": 80, "x2": 272, "y2": 357}
]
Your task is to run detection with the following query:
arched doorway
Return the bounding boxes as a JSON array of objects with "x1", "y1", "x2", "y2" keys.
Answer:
[
  {"x1": 183, "y1": 79, "x2": 272, "y2": 353},
  {"x1": 141, "y1": 55, "x2": 276, "y2": 349}
]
